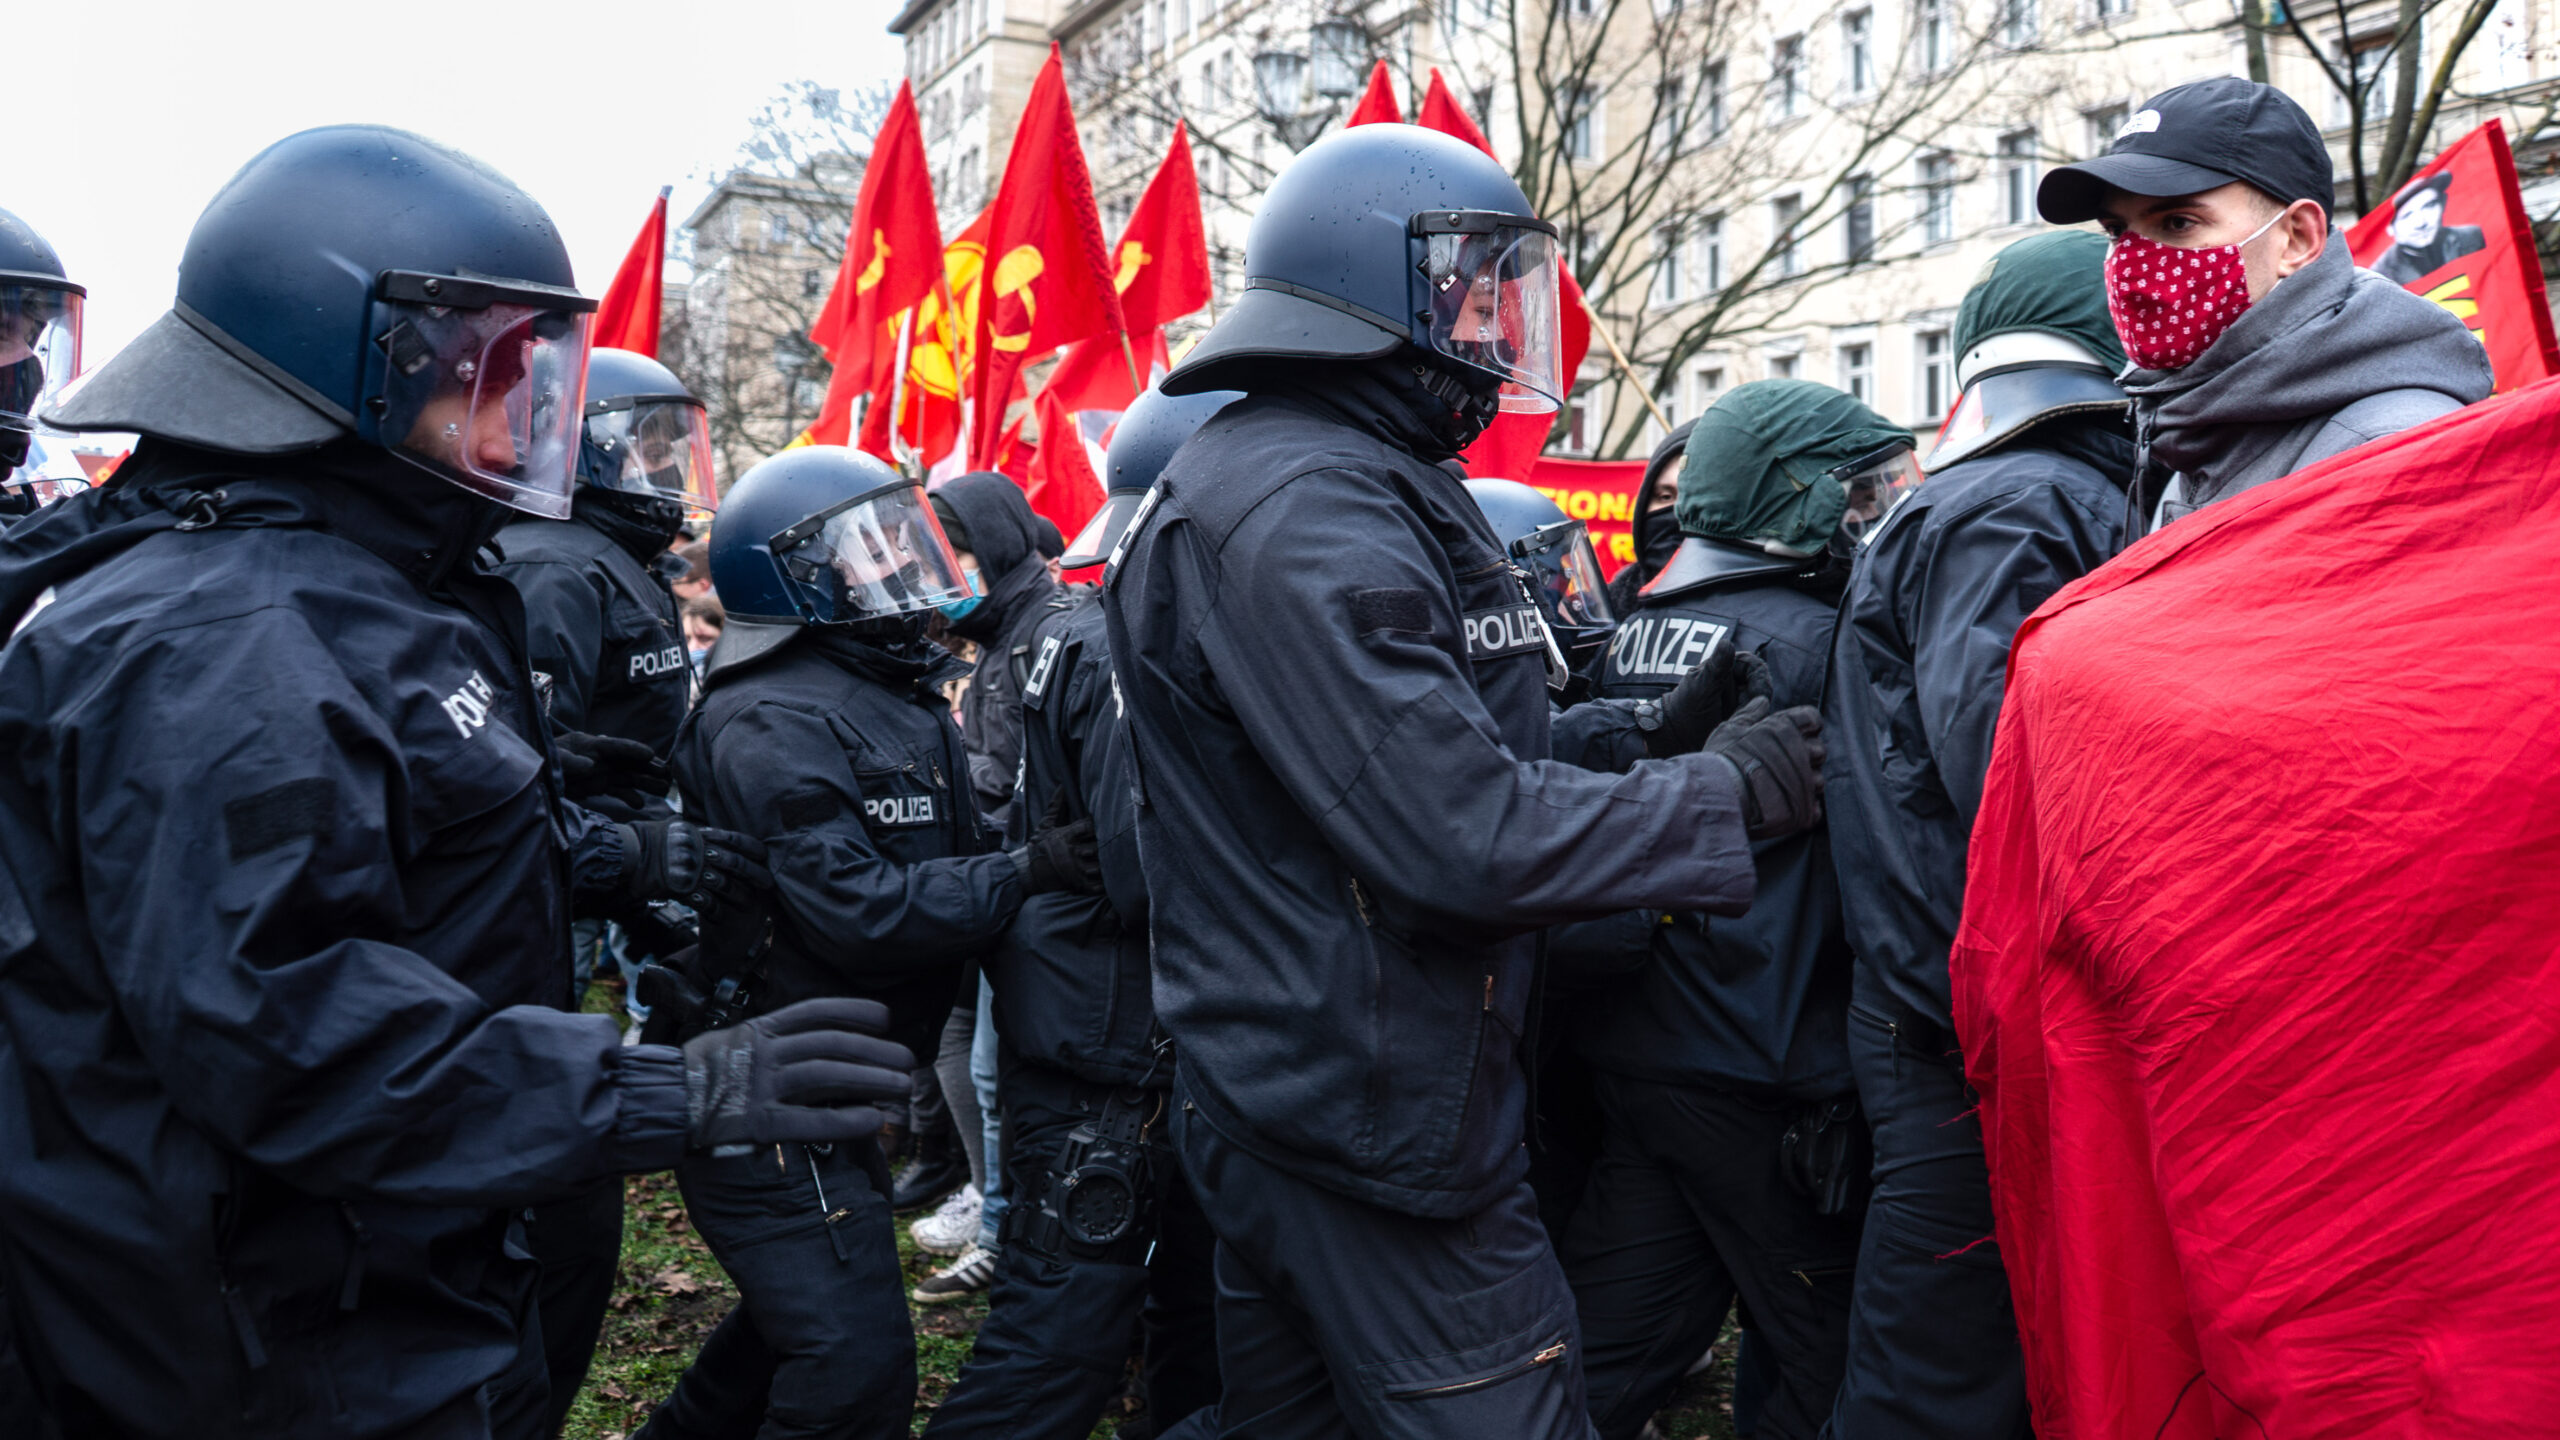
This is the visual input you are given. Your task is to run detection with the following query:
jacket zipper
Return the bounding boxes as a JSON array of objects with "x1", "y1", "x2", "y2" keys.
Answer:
[{"x1": 1387, "y1": 1340, "x2": 1569, "y2": 1400}]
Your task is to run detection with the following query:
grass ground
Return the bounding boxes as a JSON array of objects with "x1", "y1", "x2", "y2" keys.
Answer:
[{"x1": 562, "y1": 983, "x2": 1740, "y2": 1438}]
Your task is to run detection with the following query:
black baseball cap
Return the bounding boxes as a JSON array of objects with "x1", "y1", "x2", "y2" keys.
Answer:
[{"x1": 2038, "y1": 78, "x2": 2334, "y2": 225}]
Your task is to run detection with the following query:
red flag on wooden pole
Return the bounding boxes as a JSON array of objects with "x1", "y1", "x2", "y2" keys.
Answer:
[
  {"x1": 2345, "y1": 118, "x2": 2560, "y2": 393},
  {"x1": 969, "y1": 45, "x2": 1125, "y2": 470},
  {"x1": 1345, "y1": 60, "x2": 1402, "y2": 126},
  {"x1": 592, "y1": 188, "x2": 671, "y2": 358},
  {"x1": 803, "y1": 81, "x2": 946, "y2": 446}
]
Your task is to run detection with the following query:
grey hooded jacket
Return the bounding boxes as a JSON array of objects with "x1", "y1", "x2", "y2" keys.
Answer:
[{"x1": 2126, "y1": 238, "x2": 2493, "y2": 533}]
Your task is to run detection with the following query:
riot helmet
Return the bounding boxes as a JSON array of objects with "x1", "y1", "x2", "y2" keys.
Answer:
[
  {"x1": 1648, "y1": 379, "x2": 1915, "y2": 599},
  {"x1": 708, "y1": 446, "x2": 971, "y2": 631},
  {"x1": 45, "y1": 125, "x2": 596, "y2": 519},
  {"x1": 1063, "y1": 382, "x2": 1242, "y2": 569},
  {"x1": 1464, "y1": 477, "x2": 1617, "y2": 663},
  {"x1": 1162, "y1": 125, "x2": 1562, "y2": 420},
  {"x1": 1926, "y1": 231, "x2": 2128, "y2": 472},
  {"x1": 1, "y1": 207, "x2": 87, "y2": 510},
  {"x1": 578, "y1": 347, "x2": 717, "y2": 541}
]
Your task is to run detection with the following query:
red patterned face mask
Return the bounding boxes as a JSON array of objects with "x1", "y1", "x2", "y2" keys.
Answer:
[{"x1": 2104, "y1": 212, "x2": 2284, "y2": 370}]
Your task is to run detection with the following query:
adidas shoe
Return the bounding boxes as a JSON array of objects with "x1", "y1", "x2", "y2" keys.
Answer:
[{"x1": 913, "y1": 1243, "x2": 1000, "y2": 1304}]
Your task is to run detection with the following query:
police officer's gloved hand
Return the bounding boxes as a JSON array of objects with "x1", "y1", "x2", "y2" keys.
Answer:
[
  {"x1": 1701, "y1": 698, "x2": 1826, "y2": 840},
  {"x1": 618, "y1": 821, "x2": 773, "y2": 905},
  {"x1": 680, "y1": 997, "x2": 914, "y2": 1150},
  {"x1": 1012, "y1": 816, "x2": 1104, "y2": 895},
  {"x1": 1643, "y1": 648, "x2": 1773, "y2": 758},
  {"x1": 556, "y1": 731, "x2": 671, "y2": 809}
]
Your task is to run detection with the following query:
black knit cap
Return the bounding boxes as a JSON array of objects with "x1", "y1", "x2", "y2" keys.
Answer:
[{"x1": 2039, "y1": 79, "x2": 2334, "y2": 224}]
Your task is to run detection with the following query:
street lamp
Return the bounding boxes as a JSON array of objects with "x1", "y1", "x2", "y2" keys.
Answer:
[{"x1": 1253, "y1": 19, "x2": 1373, "y2": 151}]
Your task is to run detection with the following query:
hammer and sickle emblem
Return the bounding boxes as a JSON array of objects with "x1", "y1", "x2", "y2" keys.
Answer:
[
  {"x1": 991, "y1": 244, "x2": 1045, "y2": 353},
  {"x1": 855, "y1": 229, "x2": 891, "y2": 294},
  {"x1": 1114, "y1": 240, "x2": 1152, "y2": 294},
  {"x1": 2422, "y1": 272, "x2": 2483, "y2": 337}
]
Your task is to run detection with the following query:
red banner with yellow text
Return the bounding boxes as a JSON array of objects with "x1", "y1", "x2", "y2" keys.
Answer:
[
  {"x1": 1524, "y1": 456, "x2": 1643, "y2": 579},
  {"x1": 2344, "y1": 119, "x2": 2560, "y2": 393}
]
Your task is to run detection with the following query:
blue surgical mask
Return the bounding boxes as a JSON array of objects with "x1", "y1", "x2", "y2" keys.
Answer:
[{"x1": 936, "y1": 564, "x2": 986, "y2": 620}]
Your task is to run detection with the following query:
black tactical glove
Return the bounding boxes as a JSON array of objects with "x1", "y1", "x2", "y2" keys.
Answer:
[
  {"x1": 680, "y1": 997, "x2": 914, "y2": 1150},
  {"x1": 1012, "y1": 815, "x2": 1104, "y2": 895},
  {"x1": 1702, "y1": 697, "x2": 1826, "y2": 840},
  {"x1": 1641, "y1": 642, "x2": 1773, "y2": 758},
  {"x1": 556, "y1": 731, "x2": 670, "y2": 811},
  {"x1": 618, "y1": 821, "x2": 772, "y2": 906}
]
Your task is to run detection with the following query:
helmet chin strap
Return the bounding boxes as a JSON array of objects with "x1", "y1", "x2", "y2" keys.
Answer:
[{"x1": 1411, "y1": 362, "x2": 1501, "y2": 443}]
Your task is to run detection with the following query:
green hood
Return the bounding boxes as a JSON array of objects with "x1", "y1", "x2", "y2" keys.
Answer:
[
  {"x1": 1952, "y1": 230, "x2": 2126, "y2": 371},
  {"x1": 1674, "y1": 379, "x2": 1906, "y2": 553}
]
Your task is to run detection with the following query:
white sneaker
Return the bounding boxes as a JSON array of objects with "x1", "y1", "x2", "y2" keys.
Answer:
[
  {"x1": 913, "y1": 1243, "x2": 1000, "y2": 1304},
  {"x1": 911, "y1": 1183, "x2": 982, "y2": 1256}
]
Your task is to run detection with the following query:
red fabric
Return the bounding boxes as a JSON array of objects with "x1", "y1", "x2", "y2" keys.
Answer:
[
  {"x1": 1113, "y1": 124, "x2": 1213, "y2": 336},
  {"x1": 1416, "y1": 69, "x2": 1592, "y2": 485},
  {"x1": 969, "y1": 46, "x2": 1125, "y2": 468},
  {"x1": 591, "y1": 190, "x2": 669, "y2": 358},
  {"x1": 1952, "y1": 378, "x2": 2560, "y2": 1440},
  {"x1": 804, "y1": 83, "x2": 945, "y2": 447},
  {"x1": 853, "y1": 210, "x2": 987, "y2": 466},
  {"x1": 1523, "y1": 456, "x2": 1643, "y2": 578},
  {"x1": 2345, "y1": 118, "x2": 2560, "y2": 393},
  {"x1": 1024, "y1": 382, "x2": 1109, "y2": 541},
  {"x1": 1345, "y1": 61, "x2": 1402, "y2": 126},
  {"x1": 1046, "y1": 327, "x2": 1171, "y2": 416}
]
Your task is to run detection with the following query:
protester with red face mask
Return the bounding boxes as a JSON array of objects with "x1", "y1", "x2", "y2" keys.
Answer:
[{"x1": 2038, "y1": 78, "x2": 2492, "y2": 537}]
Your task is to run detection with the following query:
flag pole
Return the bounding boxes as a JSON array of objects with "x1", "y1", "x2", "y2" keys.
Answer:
[
  {"x1": 1581, "y1": 293, "x2": 1672, "y2": 433},
  {"x1": 887, "y1": 308, "x2": 920, "y2": 474},
  {"x1": 1116, "y1": 324, "x2": 1145, "y2": 396}
]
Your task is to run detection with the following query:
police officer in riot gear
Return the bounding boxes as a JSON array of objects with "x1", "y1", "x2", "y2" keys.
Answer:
[
  {"x1": 639, "y1": 446, "x2": 1103, "y2": 1440},
  {"x1": 1821, "y1": 230, "x2": 2133, "y2": 1440},
  {"x1": 0, "y1": 207, "x2": 90, "y2": 523},
  {"x1": 0, "y1": 125, "x2": 908, "y2": 1440},
  {"x1": 1102, "y1": 123, "x2": 1825, "y2": 1439},
  {"x1": 926, "y1": 384, "x2": 1237, "y2": 1440},
  {"x1": 1551, "y1": 380, "x2": 1907, "y2": 1439}
]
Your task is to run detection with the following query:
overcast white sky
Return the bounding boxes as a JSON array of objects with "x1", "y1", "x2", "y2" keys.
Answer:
[{"x1": 17, "y1": 0, "x2": 907, "y2": 368}]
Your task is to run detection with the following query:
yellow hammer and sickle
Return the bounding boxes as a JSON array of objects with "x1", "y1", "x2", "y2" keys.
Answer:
[
  {"x1": 854, "y1": 229, "x2": 891, "y2": 295},
  {"x1": 2422, "y1": 272, "x2": 2482, "y2": 329},
  {"x1": 991, "y1": 244, "x2": 1045, "y2": 353},
  {"x1": 1114, "y1": 241, "x2": 1153, "y2": 294}
]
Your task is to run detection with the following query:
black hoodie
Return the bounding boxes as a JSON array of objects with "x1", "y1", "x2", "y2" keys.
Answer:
[{"x1": 936, "y1": 470, "x2": 1066, "y2": 835}]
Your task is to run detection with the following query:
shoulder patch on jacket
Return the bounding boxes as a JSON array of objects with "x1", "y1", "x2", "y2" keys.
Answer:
[
  {"x1": 777, "y1": 784, "x2": 838, "y2": 831},
  {"x1": 1348, "y1": 587, "x2": 1434, "y2": 636},
  {"x1": 224, "y1": 778, "x2": 336, "y2": 860}
]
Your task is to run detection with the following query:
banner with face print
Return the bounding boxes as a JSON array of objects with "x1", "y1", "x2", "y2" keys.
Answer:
[{"x1": 2345, "y1": 119, "x2": 2560, "y2": 392}]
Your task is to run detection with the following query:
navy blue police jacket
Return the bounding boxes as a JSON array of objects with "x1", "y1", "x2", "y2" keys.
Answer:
[
  {"x1": 1101, "y1": 362, "x2": 1762, "y2": 1220},
  {"x1": 986, "y1": 589, "x2": 1162, "y2": 1085},
  {"x1": 1556, "y1": 545, "x2": 1854, "y2": 1100},
  {"x1": 671, "y1": 624, "x2": 1023, "y2": 1062},
  {"x1": 0, "y1": 449, "x2": 692, "y2": 1439},
  {"x1": 496, "y1": 493, "x2": 691, "y2": 756},
  {"x1": 1824, "y1": 418, "x2": 2133, "y2": 1031}
]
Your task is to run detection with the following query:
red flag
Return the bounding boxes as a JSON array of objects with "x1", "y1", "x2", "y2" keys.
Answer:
[
  {"x1": 2346, "y1": 119, "x2": 2560, "y2": 392},
  {"x1": 1524, "y1": 456, "x2": 1644, "y2": 578},
  {"x1": 1953, "y1": 380, "x2": 2560, "y2": 1439},
  {"x1": 592, "y1": 189, "x2": 670, "y2": 358},
  {"x1": 1415, "y1": 70, "x2": 1593, "y2": 479},
  {"x1": 1345, "y1": 61, "x2": 1402, "y2": 126},
  {"x1": 1113, "y1": 124, "x2": 1213, "y2": 336},
  {"x1": 802, "y1": 82, "x2": 945, "y2": 446},
  {"x1": 1046, "y1": 327, "x2": 1172, "y2": 416},
  {"x1": 1023, "y1": 382, "x2": 1110, "y2": 540},
  {"x1": 970, "y1": 45, "x2": 1126, "y2": 469}
]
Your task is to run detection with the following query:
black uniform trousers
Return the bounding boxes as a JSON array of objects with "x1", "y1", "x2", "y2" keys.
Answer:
[
  {"x1": 525, "y1": 1175, "x2": 627, "y2": 1436},
  {"x1": 1157, "y1": 1088, "x2": 1596, "y2": 1440},
  {"x1": 924, "y1": 1058, "x2": 1217, "y2": 1439},
  {"x1": 1818, "y1": 984, "x2": 2029, "y2": 1440},
  {"x1": 635, "y1": 1141, "x2": 912, "y2": 1440},
  {"x1": 1561, "y1": 1074, "x2": 1861, "y2": 1440}
]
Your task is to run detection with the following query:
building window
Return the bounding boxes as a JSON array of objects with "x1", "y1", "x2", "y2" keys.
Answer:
[
  {"x1": 1918, "y1": 0, "x2": 1951, "y2": 71},
  {"x1": 1564, "y1": 86, "x2": 1600, "y2": 161},
  {"x1": 1772, "y1": 194, "x2": 1803, "y2": 278},
  {"x1": 2093, "y1": 0, "x2": 2130, "y2": 21},
  {"x1": 1999, "y1": 130, "x2": 2038, "y2": 225},
  {"x1": 2000, "y1": 0, "x2": 2039, "y2": 47},
  {"x1": 1845, "y1": 175, "x2": 1875, "y2": 264},
  {"x1": 1769, "y1": 352, "x2": 1800, "y2": 380},
  {"x1": 1656, "y1": 78, "x2": 1685, "y2": 156},
  {"x1": 1564, "y1": 395, "x2": 1592, "y2": 453},
  {"x1": 1700, "y1": 213, "x2": 1725, "y2": 291},
  {"x1": 1693, "y1": 367, "x2": 1725, "y2": 409},
  {"x1": 1917, "y1": 330, "x2": 1952, "y2": 417},
  {"x1": 1843, "y1": 9, "x2": 1874, "y2": 96},
  {"x1": 1839, "y1": 343, "x2": 1873, "y2": 403},
  {"x1": 1702, "y1": 60, "x2": 1729, "y2": 140},
  {"x1": 1652, "y1": 224, "x2": 1685, "y2": 306},
  {"x1": 803, "y1": 268, "x2": 826, "y2": 298},
  {"x1": 766, "y1": 211, "x2": 791, "y2": 246},
  {"x1": 1474, "y1": 85, "x2": 1496, "y2": 123},
  {"x1": 1771, "y1": 36, "x2": 1804, "y2": 120},
  {"x1": 1654, "y1": 377, "x2": 1679, "y2": 430},
  {"x1": 2084, "y1": 103, "x2": 2128, "y2": 157},
  {"x1": 1919, "y1": 152, "x2": 1955, "y2": 246}
]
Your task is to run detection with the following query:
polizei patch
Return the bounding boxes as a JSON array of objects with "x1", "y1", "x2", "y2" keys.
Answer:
[
  {"x1": 1610, "y1": 614, "x2": 1734, "y2": 681},
  {"x1": 1464, "y1": 604, "x2": 1550, "y2": 662},
  {"x1": 863, "y1": 794, "x2": 936, "y2": 828}
]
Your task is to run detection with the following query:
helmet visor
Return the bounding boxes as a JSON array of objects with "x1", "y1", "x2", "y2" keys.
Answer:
[
  {"x1": 776, "y1": 480, "x2": 973, "y2": 622},
  {"x1": 1512, "y1": 517, "x2": 1616, "y2": 633},
  {"x1": 1416, "y1": 216, "x2": 1563, "y2": 414},
  {"x1": 1, "y1": 281, "x2": 82, "y2": 433},
  {"x1": 587, "y1": 398, "x2": 718, "y2": 509},
  {"x1": 380, "y1": 300, "x2": 591, "y2": 520},
  {"x1": 1062, "y1": 490, "x2": 1144, "y2": 570},
  {"x1": 1832, "y1": 443, "x2": 1923, "y2": 544}
]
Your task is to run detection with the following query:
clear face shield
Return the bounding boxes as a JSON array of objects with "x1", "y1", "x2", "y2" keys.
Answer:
[
  {"x1": 585, "y1": 396, "x2": 718, "y2": 509},
  {"x1": 1832, "y1": 442, "x2": 1923, "y2": 545},
  {"x1": 771, "y1": 479, "x2": 973, "y2": 624},
  {"x1": 1413, "y1": 213, "x2": 1564, "y2": 414},
  {"x1": 373, "y1": 272, "x2": 593, "y2": 520},
  {"x1": 1511, "y1": 516, "x2": 1617, "y2": 640},
  {"x1": 1, "y1": 279, "x2": 83, "y2": 435}
]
